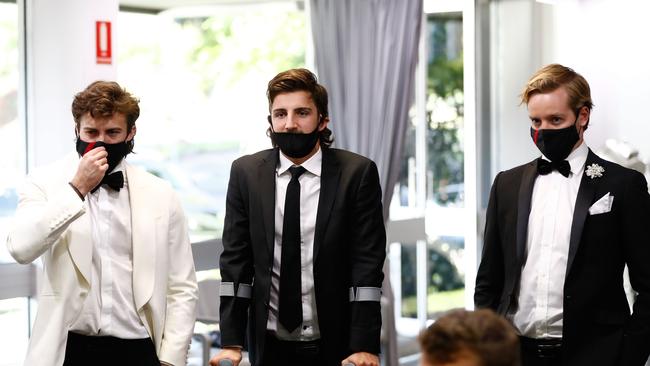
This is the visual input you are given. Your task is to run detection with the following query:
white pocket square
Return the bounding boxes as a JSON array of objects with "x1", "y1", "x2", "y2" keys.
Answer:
[{"x1": 589, "y1": 192, "x2": 614, "y2": 215}]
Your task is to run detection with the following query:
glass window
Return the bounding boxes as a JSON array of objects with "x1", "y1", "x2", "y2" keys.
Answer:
[
  {"x1": 117, "y1": 3, "x2": 307, "y2": 242},
  {"x1": 425, "y1": 13, "x2": 464, "y2": 208},
  {"x1": 390, "y1": 11, "x2": 466, "y2": 323},
  {"x1": 0, "y1": 2, "x2": 25, "y2": 263},
  {"x1": 0, "y1": 3, "x2": 31, "y2": 366}
]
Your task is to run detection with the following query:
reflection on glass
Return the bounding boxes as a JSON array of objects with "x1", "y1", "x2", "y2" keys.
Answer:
[
  {"x1": 399, "y1": 237, "x2": 465, "y2": 319},
  {"x1": 426, "y1": 13, "x2": 464, "y2": 208},
  {"x1": 400, "y1": 243, "x2": 417, "y2": 318},
  {"x1": 117, "y1": 4, "x2": 306, "y2": 242},
  {"x1": 0, "y1": 3, "x2": 22, "y2": 264},
  {"x1": 426, "y1": 236, "x2": 464, "y2": 317},
  {"x1": 393, "y1": 13, "x2": 464, "y2": 210},
  {"x1": 392, "y1": 12, "x2": 466, "y2": 323}
]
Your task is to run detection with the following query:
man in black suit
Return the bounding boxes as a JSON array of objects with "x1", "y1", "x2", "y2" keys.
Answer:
[
  {"x1": 475, "y1": 63, "x2": 650, "y2": 366},
  {"x1": 210, "y1": 68, "x2": 386, "y2": 366}
]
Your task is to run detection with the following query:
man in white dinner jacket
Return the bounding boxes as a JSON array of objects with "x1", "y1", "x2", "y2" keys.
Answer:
[{"x1": 7, "y1": 81, "x2": 198, "y2": 366}]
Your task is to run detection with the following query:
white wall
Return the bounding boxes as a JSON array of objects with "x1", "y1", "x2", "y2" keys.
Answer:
[
  {"x1": 489, "y1": 0, "x2": 542, "y2": 175},
  {"x1": 541, "y1": 0, "x2": 650, "y2": 163},
  {"x1": 490, "y1": 0, "x2": 650, "y2": 176},
  {"x1": 26, "y1": 0, "x2": 118, "y2": 169}
]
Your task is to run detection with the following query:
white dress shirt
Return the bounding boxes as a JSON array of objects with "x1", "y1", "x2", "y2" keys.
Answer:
[
  {"x1": 267, "y1": 148, "x2": 322, "y2": 341},
  {"x1": 70, "y1": 160, "x2": 150, "y2": 339},
  {"x1": 512, "y1": 142, "x2": 588, "y2": 339}
]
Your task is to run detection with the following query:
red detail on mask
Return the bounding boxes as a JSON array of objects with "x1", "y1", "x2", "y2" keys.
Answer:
[
  {"x1": 533, "y1": 129, "x2": 539, "y2": 144},
  {"x1": 83, "y1": 142, "x2": 96, "y2": 155}
]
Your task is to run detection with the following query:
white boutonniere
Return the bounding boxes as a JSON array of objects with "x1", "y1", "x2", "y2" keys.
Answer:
[{"x1": 585, "y1": 163, "x2": 605, "y2": 179}]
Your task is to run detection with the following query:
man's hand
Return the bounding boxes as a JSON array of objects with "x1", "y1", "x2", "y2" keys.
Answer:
[
  {"x1": 342, "y1": 352, "x2": 379, "y2": 366},
  {"x1": 70, "y1": 147, "x2": 108, "y2": 196},
  {"x1": 209, "y1": 347, "x2": 242, "y2": 366}
]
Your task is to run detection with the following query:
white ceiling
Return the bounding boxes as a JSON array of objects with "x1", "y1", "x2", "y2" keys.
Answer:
[{"x1": 120, "y1": 0, "x2": 296, "y2": 12}]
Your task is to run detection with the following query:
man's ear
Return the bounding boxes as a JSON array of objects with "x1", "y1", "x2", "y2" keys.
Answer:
[
  {"x1": 267, "y1": 115, "x2": 272, "y2": 124},
  {"x1": 127, "y1": 125, "x2": 137, "y2": 141},
  {"x1": 577, "y1": 106, "x2": 590, "y2": 129},
  {"x1": 318, "y1": 115, "x2": 330, "y2": 131}
]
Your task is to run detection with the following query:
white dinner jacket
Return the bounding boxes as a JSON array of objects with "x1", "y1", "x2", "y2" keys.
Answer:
[{"x1": 6, "y1": 153, "x2": 198, "y2": 366}]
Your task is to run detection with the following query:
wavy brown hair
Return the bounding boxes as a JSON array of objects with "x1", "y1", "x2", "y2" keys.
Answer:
[
  {"x1": 521, "y1": 64, "x2": 594, "y2": 129},
  {"x1": 72, "y1": 81, "x2": 140, "y2": 153},
  {"x1": 419, "y1": 309, "x2": 520, "y2": 366}
]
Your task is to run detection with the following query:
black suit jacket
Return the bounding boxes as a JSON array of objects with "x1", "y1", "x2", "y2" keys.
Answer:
[
  {"x1": 219, "y1": 147, "x2": 386, "y2": 365},
  {"x1": 475, "y1": 149, "x2": 650, "y2": 366}
]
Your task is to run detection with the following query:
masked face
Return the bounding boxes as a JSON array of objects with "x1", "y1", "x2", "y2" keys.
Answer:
[
  {"x1": 76, "y1": 138, "x2": 130, "y2": 174},
  {"x1": 530, "y1": 112, "x2": 580, "y2": 162},
  {"x1": 269, "y1": 90, "x2": 328, "y2": 160}
]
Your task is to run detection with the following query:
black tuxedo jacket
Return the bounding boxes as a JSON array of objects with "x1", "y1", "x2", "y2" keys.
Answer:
[
  {"x1": 219, "y1": 147, "x2": 386, "y2": 365},
  {"x1": 475, "y1": 149, "x2": 650, "y2": 366}
]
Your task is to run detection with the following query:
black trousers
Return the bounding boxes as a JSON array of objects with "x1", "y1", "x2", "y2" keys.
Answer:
[
  {"x1": 63, "y1": 331, "x2": 160, "y2": 366},
  {"x1": 520, "y1": 336, "x2": 563, "y2": 366},
  {"x1": 261, "y1": 332, "x2": 329, "y2": 366}
]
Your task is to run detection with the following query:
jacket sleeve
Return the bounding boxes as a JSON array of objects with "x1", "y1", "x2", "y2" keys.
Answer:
[
  {"x1": 620, "y1": 171, "x2": 650, "y2": 365},
  {"x1": 348, "y1": 161, "x2": 386, "y2": 354},
  {"x1": 159, "y1": 190, "x2": 199, "y2": 366},
  {"x1": 474, "y1": 172, "x2": 505, "y2": 310},
  {"x1": 7, "y1": 174, "x2": 86, "y2": 264},
  {"x1": 219, "y1": 160, "x2": 254, "y2": 347}
]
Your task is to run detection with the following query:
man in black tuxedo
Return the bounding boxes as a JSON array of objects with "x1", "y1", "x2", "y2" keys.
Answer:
[
  {"x1": 210, "y1": 68, "x2": 386, "y2": 366},
  {"x1": 475, "y1": 64, "x2": 650, "y2": 366}
]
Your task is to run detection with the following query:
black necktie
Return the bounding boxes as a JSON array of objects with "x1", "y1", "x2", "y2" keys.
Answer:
[
  {"x1": 91, "y1": 171, "x2": 124, "y2": 193},
  {"x1": 279, "y1": 166, "x2": 306, "y2": 333},
  {"x1": 537, "y1": 158, "x2": 571, "y2": 178}
]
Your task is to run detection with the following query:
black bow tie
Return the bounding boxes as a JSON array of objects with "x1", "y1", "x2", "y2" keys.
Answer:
[
  {"x1": 537, "y1": 158, "x2": 571, "y2": 178},
  {"x1": 91, "y1": 171, "x2": 124, "y2": 193}
]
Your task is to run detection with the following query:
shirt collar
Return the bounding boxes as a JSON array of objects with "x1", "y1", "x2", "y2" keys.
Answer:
[
  {"x1": 567, "y1": 142, "x2": 588, "y2": 175},
  {"x1": 276, "y1": 147, "x2": 322, "y2": 177}
]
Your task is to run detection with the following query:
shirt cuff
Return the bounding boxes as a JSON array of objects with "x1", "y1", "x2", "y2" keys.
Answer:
[{"x1": 160, "y1": 361, "x2": 174, "y2": 366}]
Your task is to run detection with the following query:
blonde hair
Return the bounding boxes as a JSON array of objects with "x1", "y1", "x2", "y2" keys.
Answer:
[{"x1": 521, "y1": 64, "x2": 594, "y2": 128}]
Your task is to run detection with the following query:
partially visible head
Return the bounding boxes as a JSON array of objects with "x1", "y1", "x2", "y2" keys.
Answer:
[
  {"x1": 521, "y1": 63, "x2": 593, "y2": 131},
  {"x1": 419, "y1": 309, "x2": 520, "y2": 366},
  {"x1": 266, "y1": 68, "x2": 333, "y2": 147},
  {"x1": 72, "y1": 81, "x2": 139, "y2": 153}
]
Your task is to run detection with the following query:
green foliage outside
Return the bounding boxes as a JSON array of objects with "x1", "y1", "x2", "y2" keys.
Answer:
[
  {"x1": 182, "y1": 10, "x2": 306, "y2": 96},
  {"x1": 402, "y1": 288, "x2": 465, "y2": 318},
  {"x1": 426, "y1": 15, "x2": 464, "y2": 206}
]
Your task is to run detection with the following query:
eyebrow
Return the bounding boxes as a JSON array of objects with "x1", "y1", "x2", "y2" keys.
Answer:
[{"x1": 529, "y1": 112, "x2": 567, "y2": 119}]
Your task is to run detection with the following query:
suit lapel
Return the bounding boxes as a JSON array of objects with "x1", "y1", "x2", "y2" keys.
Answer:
[
  {"x1": 314, "y1": 148, "x2": 340, "y2": 261},
  {"x1": 127, "y1": 163, "x2": 161, "y2": 310},
  {"x1": 516, "y1": 160, "x2": 538, "y2": 265},
  {"x1": 259, "y1": 149, "x2": 278, "y2": 257},
  {"x1": 566, "y1": 150, "x2": 600, "y2": 276}
]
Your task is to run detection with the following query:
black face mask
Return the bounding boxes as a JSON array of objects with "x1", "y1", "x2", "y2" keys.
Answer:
[
  {"x1": 530, "y1": 114, "x2": 581, "y2": 162},
  {"x1": 76, "y1": 138, "x2": 130, "y2": 174},
  {"x1": 271, "y1": 127, "x2": 320, "y2": 159}
]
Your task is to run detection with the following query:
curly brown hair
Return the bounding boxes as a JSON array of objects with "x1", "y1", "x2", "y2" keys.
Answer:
[
  {"x1": 419, "y1": 309, "x2": 520, "y2": 366},
  {"x1": 266, "y1": 68, "x2": 333, "y2": 147},
  {"x1": 71, "y1": 81, "x2": 140, "y2": 153}
]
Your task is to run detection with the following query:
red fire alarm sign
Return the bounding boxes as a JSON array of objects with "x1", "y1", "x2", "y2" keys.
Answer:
[{"x1": 96, "y1": 21, "x2": 112, "y2": 64}]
